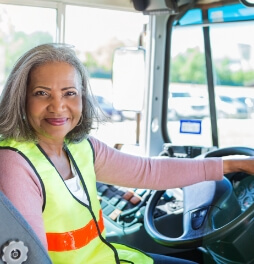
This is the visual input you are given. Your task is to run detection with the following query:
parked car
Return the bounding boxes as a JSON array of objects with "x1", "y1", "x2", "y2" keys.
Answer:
[
  {"x1": 168, "y1": 91, "x2": 250, "y2": 121},
  {"x1": 168, "y1": 92, "x2": 209, "y2": 120},
  {"x1": 216, "y1": 95, "x2": 249, "y2": 119},
  {"x1": 235, "y1": 96, "x2": 254, "y2": 118},
  {"x1": 94, "y1": 95, "x2": 124, "y2": 122}
]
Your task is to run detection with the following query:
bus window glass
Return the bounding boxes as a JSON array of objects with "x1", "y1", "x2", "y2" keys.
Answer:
[
  {"x1": 0, "y1": 4, "x2": 56, "y2": 92},
  {"x1": 65, "y1": 6, "x2": 145, "y2": 147},
  {"x1": 168, "y1": 26, "x2": 212, "y2": 146},
  {"x1": 210, "y1": 22, "x2": 254, "y2": 147}
]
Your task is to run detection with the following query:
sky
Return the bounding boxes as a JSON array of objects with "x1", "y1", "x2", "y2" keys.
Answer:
[
  {"x1": 1, "y1": 3, "x2": 146, "y2": 52},
  {"x1": 2, "y1": 2, "x2": 254, "y2": 71},
  {"x1": 0, "y1": 5, "x2": 56, "y2": 36},
  {"x1": 65, "y1": 5, "x2": 146, "y2": 51},
  {"x1": 172, "y1": 22, "x2": 254, "y2": 63},
  {"x1": 4, "y1": 3, "x2": 254, "y2": 61}
]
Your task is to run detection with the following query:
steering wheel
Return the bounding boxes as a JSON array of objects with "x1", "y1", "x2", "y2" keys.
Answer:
[{"x1": 144, "y1": 147, "x2": 254, "y2": 248}]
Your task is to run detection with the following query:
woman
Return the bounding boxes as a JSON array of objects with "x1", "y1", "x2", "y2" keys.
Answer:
[{"x1": 0, "y1": 43, "x2": 253, "y2": 264}]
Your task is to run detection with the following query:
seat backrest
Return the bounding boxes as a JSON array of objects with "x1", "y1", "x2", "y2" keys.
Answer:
[{"x1": 0, "y1": 191, "x2": 52, "y2": 264}]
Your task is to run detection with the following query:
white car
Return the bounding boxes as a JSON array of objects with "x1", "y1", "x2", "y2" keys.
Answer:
[
  {"x1": 216, "y1": 95, "x2": 249, "y2": 119},
  {"x1": 168, "y1": 92, "x2": 209, "y2": 120}
]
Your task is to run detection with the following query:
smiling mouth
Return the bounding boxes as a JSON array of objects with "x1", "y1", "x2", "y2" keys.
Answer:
[{"x1": 45, "y1": 118, "x2": 68, "y2": 126}]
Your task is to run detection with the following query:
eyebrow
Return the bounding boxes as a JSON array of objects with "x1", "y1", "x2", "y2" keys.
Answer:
[{"x1": 32, "y1": 86, "x2": 77, "y2": 91}]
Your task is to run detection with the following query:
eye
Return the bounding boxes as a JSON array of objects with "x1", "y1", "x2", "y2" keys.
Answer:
[
  {"x1": 34, "y1": 90, "x2": 48, "y2": 96},
  {"x1": 64, "y1": 91, "x2": 78, "y2": 97}
]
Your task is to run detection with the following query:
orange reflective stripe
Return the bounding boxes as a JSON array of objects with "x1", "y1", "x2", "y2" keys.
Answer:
[{"x1": 47, "y1": 210, "x2": 105, "y2": 251}]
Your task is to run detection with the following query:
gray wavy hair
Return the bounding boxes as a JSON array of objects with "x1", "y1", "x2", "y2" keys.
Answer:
[{"x1": 0, "y1": 43, "x2": 101, "y2": 143}]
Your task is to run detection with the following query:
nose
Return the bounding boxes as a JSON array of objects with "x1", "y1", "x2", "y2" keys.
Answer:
[{"x1": 47, "y1": 95, "x2": 65, "y2": 113}]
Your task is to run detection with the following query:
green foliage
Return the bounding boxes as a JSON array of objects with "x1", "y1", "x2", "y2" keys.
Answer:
[
  {"x1": 4, "y1": 31, "x2": 53, "y2": 77},
  {"x1": 171, "y1": 47, "x2": 206, "y2": 84},
  {"x1": 82, "y1": 38, "x2": 127, "y2": 79},
  {"x1": 214, "y1": 58, "x2": 254, "y2": 86},
  {"x1": 84, "y1": 52, "x2": 112, "y2": 79},
  {"x1": 170, "y1": 47, "x2": 254, "y2": 86}
]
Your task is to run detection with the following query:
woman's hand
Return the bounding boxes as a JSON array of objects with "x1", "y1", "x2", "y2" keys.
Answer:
[{"x1": 223, "y1": 157, "x2": 254, "y2": 175}]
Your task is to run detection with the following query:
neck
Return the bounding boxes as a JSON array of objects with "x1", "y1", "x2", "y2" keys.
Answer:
[{"x1": 38, "y1": 139, "x2": 65, "y2": 157}]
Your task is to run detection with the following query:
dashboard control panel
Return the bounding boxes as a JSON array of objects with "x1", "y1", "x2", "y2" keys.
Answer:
[
  {"x1": 161, "y1": 144, "x2": 216, "y2": 158},
  {"x1": 96, "y1": 182, "x2": 150, "y2": 223}
]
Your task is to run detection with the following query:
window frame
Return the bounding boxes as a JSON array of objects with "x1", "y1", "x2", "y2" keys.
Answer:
[{"x1": 163, "y1": 3, "x2": 254, "y2": 148}]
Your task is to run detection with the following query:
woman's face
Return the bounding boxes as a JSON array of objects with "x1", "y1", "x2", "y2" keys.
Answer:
[{"x1": 26, "y1": 62, "x2": 82, "y2": 143}]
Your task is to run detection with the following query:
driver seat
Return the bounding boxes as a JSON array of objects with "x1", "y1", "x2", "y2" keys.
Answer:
[{"x1": 0, "y1": 191, "x2": 52, "y2": 264}]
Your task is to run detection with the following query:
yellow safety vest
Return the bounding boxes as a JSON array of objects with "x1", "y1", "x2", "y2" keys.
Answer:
[{"x1": 0, "y1": 138, "x2": 153, "y2": 264}]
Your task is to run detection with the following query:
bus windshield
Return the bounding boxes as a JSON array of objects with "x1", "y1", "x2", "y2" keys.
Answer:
[{"x1": 167, "y1": 3, "x2": 254, "y2": 148}]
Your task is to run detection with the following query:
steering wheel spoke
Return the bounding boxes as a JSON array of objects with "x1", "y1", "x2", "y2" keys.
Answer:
[{"x1": 144, "y1": 147, "x2": 254, "y2": 248}]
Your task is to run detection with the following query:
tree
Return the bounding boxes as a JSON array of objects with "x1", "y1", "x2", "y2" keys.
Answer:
[
  {"x1": 170, "y1": 47, "x2": 254, "y2": 86},
  {"x1": 5, "y1": 31, "x2": 53, "y2": 76},
  {"x1": 82, "y1": 37, "x2": 134, "y2": 79},
  {"x1": 170, "y1": 47, "x2": 206, "y2": 84}
]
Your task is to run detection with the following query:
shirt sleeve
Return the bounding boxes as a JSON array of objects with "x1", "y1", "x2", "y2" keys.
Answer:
[
  {"x1": 89, "y1": 136, "x2": 224, "y2": 190},
  {"x1": 0, "y1": 149, "x2": 47, "y2": 249}
]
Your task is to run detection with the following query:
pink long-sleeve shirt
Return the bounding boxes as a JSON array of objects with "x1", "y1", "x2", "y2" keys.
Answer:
[{"x1": 0, "y1": 136, "x2": 223, "y2": 249}]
